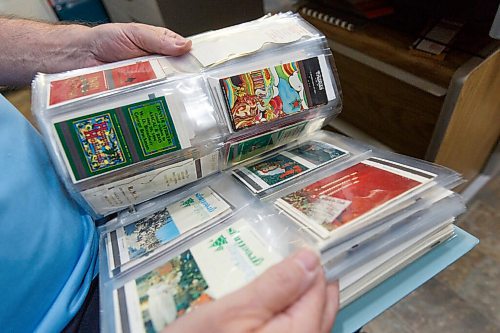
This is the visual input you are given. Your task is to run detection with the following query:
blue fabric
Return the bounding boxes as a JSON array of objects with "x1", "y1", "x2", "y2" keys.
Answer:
[{"x1": 0, "y1": 95, "x2": 98, "y2": 333}]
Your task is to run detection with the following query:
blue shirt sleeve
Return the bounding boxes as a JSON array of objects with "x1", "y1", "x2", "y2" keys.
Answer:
[{"x1": 0, "y1": 95, "x2": 98, "y2": 333}]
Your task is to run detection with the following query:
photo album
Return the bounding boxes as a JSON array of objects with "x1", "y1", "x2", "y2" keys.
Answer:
[{"x1": 31, "y1": 12, "x2": 467, "y2": 333}]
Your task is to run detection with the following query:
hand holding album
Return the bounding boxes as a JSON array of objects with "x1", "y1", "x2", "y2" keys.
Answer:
[{"x1": 162, "y1": 249, "x2": 339, "y2": 333}]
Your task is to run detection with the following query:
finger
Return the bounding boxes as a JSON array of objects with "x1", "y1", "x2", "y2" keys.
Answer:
[
  {"x1": 165, "y1": 249, "x2": 322, "y2": 333},
  {"x1": 260, "y1": 268, "x2": 328, "y2": 333},
  {"x1": 162, "y1": 300, "x2": 220, "y2": 333},
  {"x1": 125, "y1": 23, "x2": 192, "y2": 56},
  {"x1": 220, "y1": 248, "x2": 322, "y2": 322},
  {"x1": 286, "y1": 268, "x2": 328, "y2": 332},
  {"x1": 320, "y1": 281, "x2": 340, "y2": 333},
  {"x1": 247, "y1": 248, "x2": 322, "y2": 316}
]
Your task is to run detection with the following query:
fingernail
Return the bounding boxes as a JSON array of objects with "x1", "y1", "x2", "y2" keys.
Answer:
[
  {"x1": 175, "y1": 38, "x2": 188, "y2": 46},
  {"x1": 293, "y1": 248, "x2": 319, "y2": 273}
]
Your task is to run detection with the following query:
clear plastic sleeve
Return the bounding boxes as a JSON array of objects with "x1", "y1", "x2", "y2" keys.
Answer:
[
  {"x1": 203, "y1": 41, "x2": 341, "y2": 139},
  {"x1": 98, "y1": 185, "x2": 465, "y2": 332},
  {"x1": 77, "y1": 148, "x2": 222, "y2": 218},
  {"x1": 322, "y1": 193, "x2": 465, "y2": 281},
  {"x1": 99, "y1": 203, "x2": 312, "y2": 333},
  {"x1": 32, "y1": 56, "x2": 179, "y2": 110},
  {"x1": 339, "y1": 224, "x2": 456, "y2": 307},
  {"x1": 269, "y1": 142, "x2": 464, "y2": 247},
  {"x1": 98, "y1": 173, "x2": 263, "y2": 279},
  {"x1": 33, "y1": 71, "x2": 227, "y2": 217},
  {"x1": 230, "y1": 130, "x2": 373, "y2": 197},
  {"x1": 316, "y1": 187, "x2": 457, "y2": 256},
  {"x1": 36, "y1": 75, "x2": 224, "y2": 183},
  {"x1": 196, "y1": 12, "x2": 343, "y2": 150},
  {"x1": 223, "y1": 117, "x2": 325, "y2": 168},
  {"x1": 190, "y1": 12, "x2": 325, "y2": 68}
]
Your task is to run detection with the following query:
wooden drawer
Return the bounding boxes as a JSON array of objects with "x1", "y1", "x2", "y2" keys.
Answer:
[{"x1": 332, "y1": 52, "x2": 444, "y2": 158}]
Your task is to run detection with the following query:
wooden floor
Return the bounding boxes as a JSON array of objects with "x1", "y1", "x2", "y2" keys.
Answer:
[{"x1": 3, "y1": 88, "x2": 499, "y2": 333}]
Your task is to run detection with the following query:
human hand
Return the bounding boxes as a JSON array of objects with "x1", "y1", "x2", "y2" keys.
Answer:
[
  {"x1": 80, "y1": 23, "x2": 192, "y2": 67},
  {"x1": 163, "y1": 248, "x2": 339, "y2": 333},
  {"x1": 0, "y1": 18, "x2": 192, "y2": 86}
]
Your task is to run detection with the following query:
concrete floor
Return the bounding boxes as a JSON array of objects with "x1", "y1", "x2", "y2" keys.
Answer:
[{"x1": 364, "y1": 175, "x2": 500, "y2": 333}]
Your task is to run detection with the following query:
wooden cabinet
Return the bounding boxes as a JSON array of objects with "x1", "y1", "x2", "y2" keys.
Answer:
[
  {"x1": 305, "y1": 16, "x2": 500, "y2": 182},
  {"x1": 332, "y1": 51, "x2": 444, "y2": 158}
]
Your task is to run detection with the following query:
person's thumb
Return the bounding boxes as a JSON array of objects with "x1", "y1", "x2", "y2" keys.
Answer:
[
  {"x1": 229, "y1": 248, "x2": 322, "y2": 319},
  {"x1": 123, "y1": 23, "x2": 192, "y2": 56},
  {"x1": 162, "y1": 248, "x2": 322, "y2": 333}
]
